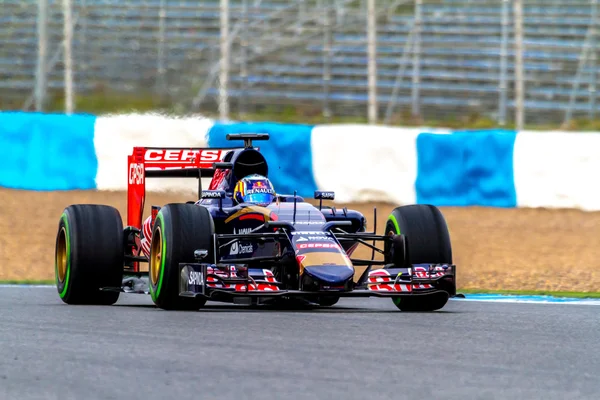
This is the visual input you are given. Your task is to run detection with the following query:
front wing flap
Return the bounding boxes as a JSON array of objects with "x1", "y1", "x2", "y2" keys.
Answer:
[
  {"x1": 179, "y1": 262, "x2": 456, "y2": 302},
  {"x1": 364, "y1": 264, "x2": 456, "y2": 295}
]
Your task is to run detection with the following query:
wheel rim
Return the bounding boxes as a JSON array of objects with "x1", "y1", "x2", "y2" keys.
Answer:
[
  {"x1": 383, "y1": 228, "x2": 395, "y2": 264},
  {"x1": 150, "y1": 227, "x2": 162, "y2": 286},
  {"x1": 56, "y1": 227, "x2": 67, "y2": 282}
]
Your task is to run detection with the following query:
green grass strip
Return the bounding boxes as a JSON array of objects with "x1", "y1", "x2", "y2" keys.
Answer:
[
  {"x1": 10, "y1": 88, "x2": 600, "y2": 132},
  {"x1": 0, "y1": 280, "x2": 55, "y2": 285},
  {"x1": 458, "y1": 288, "x2": 600, "y2": 299}
]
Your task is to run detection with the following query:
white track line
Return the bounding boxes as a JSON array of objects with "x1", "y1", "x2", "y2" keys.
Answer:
[{"x1": 452, "y1": 297, "x2": 600, "y2": 306}]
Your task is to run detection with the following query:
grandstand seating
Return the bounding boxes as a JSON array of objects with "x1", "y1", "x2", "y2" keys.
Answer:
[{"x1": 0, "y1": 0, "x2": 597, "y2": 122}]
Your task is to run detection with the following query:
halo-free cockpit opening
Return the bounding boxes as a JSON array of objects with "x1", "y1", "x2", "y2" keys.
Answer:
[{"x1": 232, "y1": 149, "x2": 268, "y2": 180}]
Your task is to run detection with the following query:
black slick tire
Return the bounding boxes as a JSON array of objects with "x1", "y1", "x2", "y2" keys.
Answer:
[
  {"x1": 385, "y1": 204, "x2": 453, "y2": 312},
  {"x1": 148, "y1": 204, "x2": 214, "y2": 311},
  {"x1": 55, "y1": 204, "x2": 124, "y2": 305}
]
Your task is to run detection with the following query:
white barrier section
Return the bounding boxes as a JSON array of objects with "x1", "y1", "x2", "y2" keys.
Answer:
[
  {"x1": 310, "y1": 124, "x2": 449, "y2": 205},
  {"x1": 94, "y1": 113, "x2": 214, "y2": 194},
  {"x1": 513, "y1": 131, "x2": 600, "y2": 211}
]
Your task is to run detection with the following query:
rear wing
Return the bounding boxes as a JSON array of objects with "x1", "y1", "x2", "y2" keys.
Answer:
[
  {"x1": 127, "y1": 146, "x2": 242, "y2": 229},
  {"x1": 127, "y1": 133, "x2": 270, "y2": 230}
]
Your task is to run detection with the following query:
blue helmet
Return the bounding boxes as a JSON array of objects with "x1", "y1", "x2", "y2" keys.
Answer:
[{"x1": 233, "y1": 174, "x2": 276, "y2": 206}]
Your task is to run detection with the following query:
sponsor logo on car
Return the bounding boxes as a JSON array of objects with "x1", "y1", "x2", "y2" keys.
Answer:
[
  {"x1": 294, "y1": 221, "x2": 325, "y2": 225},
  {"x1": 296, "y1": 236, "x2": 334, "y2": 241},
  {"x1": 201, "y1": 190, "x2": 225, "y2": 198},
  {"x1": 246, "y1": 188, "x2": 275, "y2": 195},
  {"x1": 230, "y1": 228, "x2": 253, "y2": 255},
  {"x1": 298, "y1": 243, "x2": 340, "y2": 249},
  {"x1": 234, "y1": 244, "x2": 253, "y2": 254},
  {"x1": 315, "y1": 191, "x2": 335, "y2": 200},
  {"x1": 144, "y1": 149, "x2": 226, "y2": 163},
  {"x1": 188, "y1": 271, "x2": 203, "y2": 286},
  {"x1": 128, "y1": 163, "x2": 144, "y2": 185},
  {"x1": 291, "y1": 231, "x2": 330, "y2": 236}
]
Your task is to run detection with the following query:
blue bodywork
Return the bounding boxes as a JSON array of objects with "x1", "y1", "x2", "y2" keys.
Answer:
[{"x1": 171, "y1": 136, "x2": 456, "y2": 305}]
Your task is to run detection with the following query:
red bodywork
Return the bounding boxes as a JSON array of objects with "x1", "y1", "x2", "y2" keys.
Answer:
[
  {"x1": 127, "y1": 146, "x2": 242, "y2": 229},
  {"x1": 126, "y1": 146, "x2": 243, "y2": 271}
]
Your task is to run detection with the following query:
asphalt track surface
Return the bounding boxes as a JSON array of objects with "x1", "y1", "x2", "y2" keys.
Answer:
[{"x1": 1, "y1": 287, "x2": 599, "y2": 400}]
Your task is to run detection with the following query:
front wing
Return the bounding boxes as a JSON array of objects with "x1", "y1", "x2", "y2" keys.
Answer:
[{"x1": 179, "y1": 262, "x2": 456, "y2": 304}]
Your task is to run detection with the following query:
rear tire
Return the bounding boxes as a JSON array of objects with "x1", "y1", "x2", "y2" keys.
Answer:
[
  {"x1": 385, "y1": 204, "x2": 453, "y2": 312},
  {"x1": 55, "y1": 205, "x2": 124, "y2": 305},
  {"x1": 149, "y1": 204, "x2": 214, "y2": 310}
]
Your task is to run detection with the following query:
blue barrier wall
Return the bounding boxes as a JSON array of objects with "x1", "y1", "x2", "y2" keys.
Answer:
[
  {"x1": 0, "y1": 112, "x2": 98, "y2": 191},
  {"x1": 207, "y1": 122, "x2": 318, "y2": 198},
  {"x1": 415, "y1": 129, "x2": 517, "y2": 207},
  {"x1": 0, "y1": 113, "x2": 533, "y2": 210}
]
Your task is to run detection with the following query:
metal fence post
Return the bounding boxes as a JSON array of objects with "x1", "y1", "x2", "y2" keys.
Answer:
[
  {"x1": 367, "y1": 0, "x2": 378, "y2": 124},
  {"x1": 323, "y1": 2, "x2": 332, "y2": 120},
  {"x1": 80, "y1": 0, "x2": 87, "y2": 77},
  {"x1": 63, "y1": 0, "x2": 74, "y2": 114},
  {"x1": 411, "y1": 0, "x2": 422, "y2": 120},
  {"x1": 498, "y1": 0, "x2": 509, "y2": 126},
  {"x1": 564, "y1": 1, "x2": 595, "y2": 127},
  {"x1": 219, "y1": 0, "x2": 230, "y2": 121},
  {"x1": 157, "y1": 0, "x2": 167, "y2": 96},
  {"x1": 239, "y1": 0, "x2": 248, "y2": 117},
  {"x1": 35, "y1": 0, "x2": 48, "y2": 111},
  {"x1": 589, "y1": 0, "x2": 598, "y2": 120},
  {"x1": 513, "y1": 0, "x2": 525, "y2": 130},
  {"x1": 384, "y1": 21, "x2": 415, "y2": 124}
]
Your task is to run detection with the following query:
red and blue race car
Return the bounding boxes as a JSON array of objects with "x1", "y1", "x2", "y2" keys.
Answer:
[{"x1": 54, "y1": 133, "x2": 456, "y2": 311}]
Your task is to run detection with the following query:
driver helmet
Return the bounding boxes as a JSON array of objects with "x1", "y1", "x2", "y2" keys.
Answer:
[{"x1": 233, "y1": 174, "x2": 276, "y2": 206}]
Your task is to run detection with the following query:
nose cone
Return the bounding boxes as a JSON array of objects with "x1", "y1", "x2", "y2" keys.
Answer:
[{"x1": 304, "y1": 265, "x2": 354, "y2": 284}]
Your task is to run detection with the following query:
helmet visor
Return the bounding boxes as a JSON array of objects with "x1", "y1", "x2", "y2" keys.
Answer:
[{"x1": 243, "y1": 192, "x2": 275, "y2": 205}]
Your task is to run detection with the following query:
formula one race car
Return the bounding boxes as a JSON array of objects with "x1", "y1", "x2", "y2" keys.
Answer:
[{"x1": 54, "y1": 133, "x2": 456, "y2": 311}]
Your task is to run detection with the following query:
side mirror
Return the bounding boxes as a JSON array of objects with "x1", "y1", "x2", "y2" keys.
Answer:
[
  {"x1": 194, "y1": 249, "x2": 209, "y2": 261},
  {"x1": 314, "y1": 190, "x2": 335, "y2": 210},
  {"x1": 314, "y1": 191, "x2": 335, "y2": 200}
]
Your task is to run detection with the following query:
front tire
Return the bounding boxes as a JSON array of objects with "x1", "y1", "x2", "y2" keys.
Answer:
[
  {"x1": 385, "y1": 204, "x2": 453, "y2": 312},
  {"x1": 55, "y1": 205, "x2": 124, "y2": 305},
  {"x1": 149, "y1": 204, "x2": 214, "y2": 310},
  {"x1": 317, "y1": 296, "x2": 340, "y2": 307}
]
